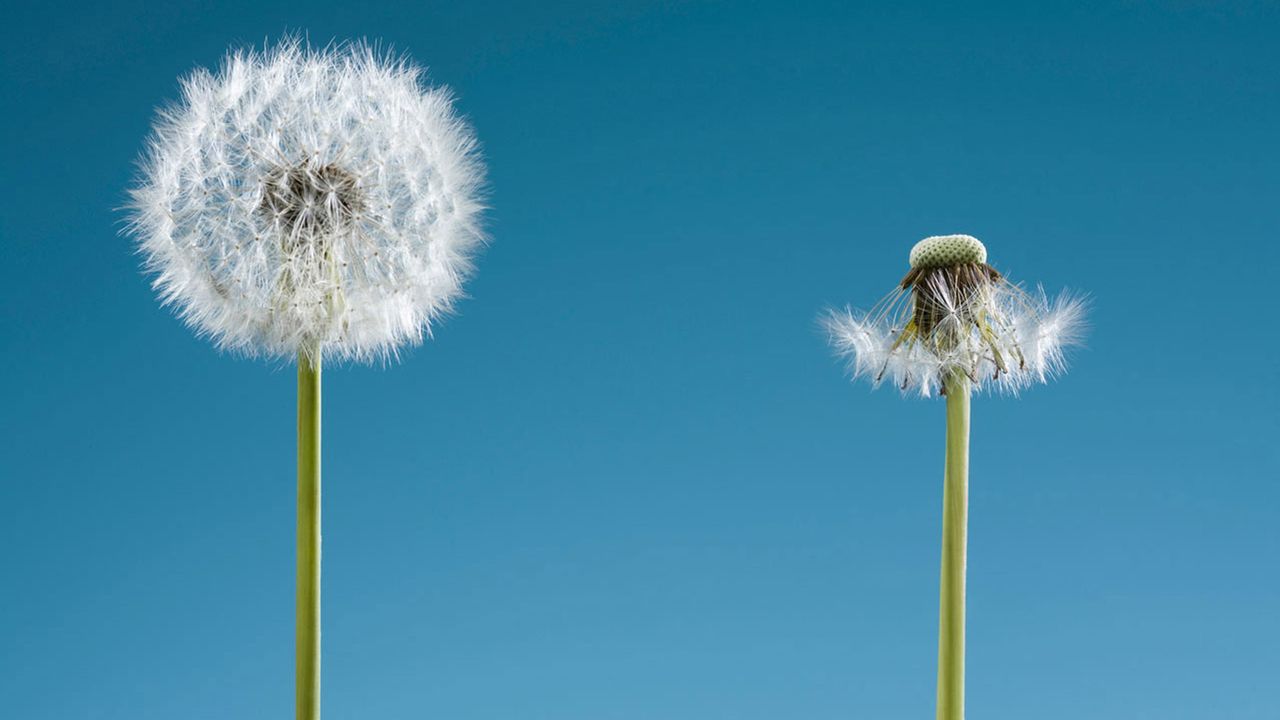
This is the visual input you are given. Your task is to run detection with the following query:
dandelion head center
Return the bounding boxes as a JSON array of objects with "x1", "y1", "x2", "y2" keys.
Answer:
[
  {"x1": 907, "y1": 263, "x2": 1001, "y2": 339},
  {"x1": 260, "y1": 161, "x2": 364, "y2": 240}
]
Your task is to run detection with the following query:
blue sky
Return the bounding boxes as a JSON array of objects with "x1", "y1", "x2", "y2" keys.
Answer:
[{"x1": 2, "y1": 1, "x2": 1277, "y2": 718}]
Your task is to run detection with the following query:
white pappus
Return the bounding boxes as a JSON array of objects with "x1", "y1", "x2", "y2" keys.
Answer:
[
  {"x1": 823, "y1": 235, "x2": 1086, "y2": 397},
  {"x1": 127, "y1": 39, "x2": 486, "y2": 363}
]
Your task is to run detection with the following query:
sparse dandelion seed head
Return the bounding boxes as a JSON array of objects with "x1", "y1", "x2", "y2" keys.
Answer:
[
  {"x1": 824, "y1": 234, "x2": 1085, "y2": 397},
  {"x1": 126, "y1": 39, "x2": 487, "y2": 364}
]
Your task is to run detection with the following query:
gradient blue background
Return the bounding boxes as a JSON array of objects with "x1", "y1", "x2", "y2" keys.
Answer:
[{"x1": 2, "y1": 2, "x2": 1277, "y2": 718}]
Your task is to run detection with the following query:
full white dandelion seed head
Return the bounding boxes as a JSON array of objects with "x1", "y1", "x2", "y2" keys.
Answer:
[
  {"x1": 823, "y1": 234, "x2": 1086, "y2": 397},
  {"x1": 126, "y1": 39, "x2": 486, "y2": 363}
]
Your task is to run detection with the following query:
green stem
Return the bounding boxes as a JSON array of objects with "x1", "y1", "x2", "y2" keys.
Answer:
[
  {"x1": 297, "y1": 351, "x2": 321, "y2": 720},
  {"x1": 937, "y1": 373, "x2": 969, "y2": 720}
]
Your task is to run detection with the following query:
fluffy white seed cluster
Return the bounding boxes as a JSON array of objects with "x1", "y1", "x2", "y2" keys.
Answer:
[
  {"x1": 127, "y1": 40, "x2": 486, "y2": 363},
  {"x1": 824, "y1": 237, "x2": 1085, "y2": 397}
]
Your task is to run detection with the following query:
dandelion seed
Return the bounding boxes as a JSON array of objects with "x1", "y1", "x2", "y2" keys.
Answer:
[
  {"x1": 125, "y1": 39, "x2": 487, "y2": 720},
  {"x1": 820, "y1": 234, "x2": 1085, "y2": 720}
]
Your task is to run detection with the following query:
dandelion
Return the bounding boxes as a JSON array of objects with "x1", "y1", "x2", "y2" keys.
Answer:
[
  {"x1": 126, "y1": 39, "x2": 485, "y2": 719},
  {"x1": 821, "y1": 234, "x2": 1085, "y2": 720}
]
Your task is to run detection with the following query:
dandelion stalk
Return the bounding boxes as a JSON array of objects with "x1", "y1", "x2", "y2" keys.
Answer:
[
  {"x1": 936, "y1": 371, "x2": 968, "y2": 720},
  {"x1": 296, "y1": 351, "x2": 321, "y2": 720},
  {"x1": 822, "y1": 235, "x2": 1085, "y2": 718},
  {"x1": 127, "y1": 40, "x2": 487, "y2": 718}
]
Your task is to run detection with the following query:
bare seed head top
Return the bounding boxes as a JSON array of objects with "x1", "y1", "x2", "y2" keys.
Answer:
[{"x1": 908, "y1": 234, "x2": 987, "y2": 269}]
